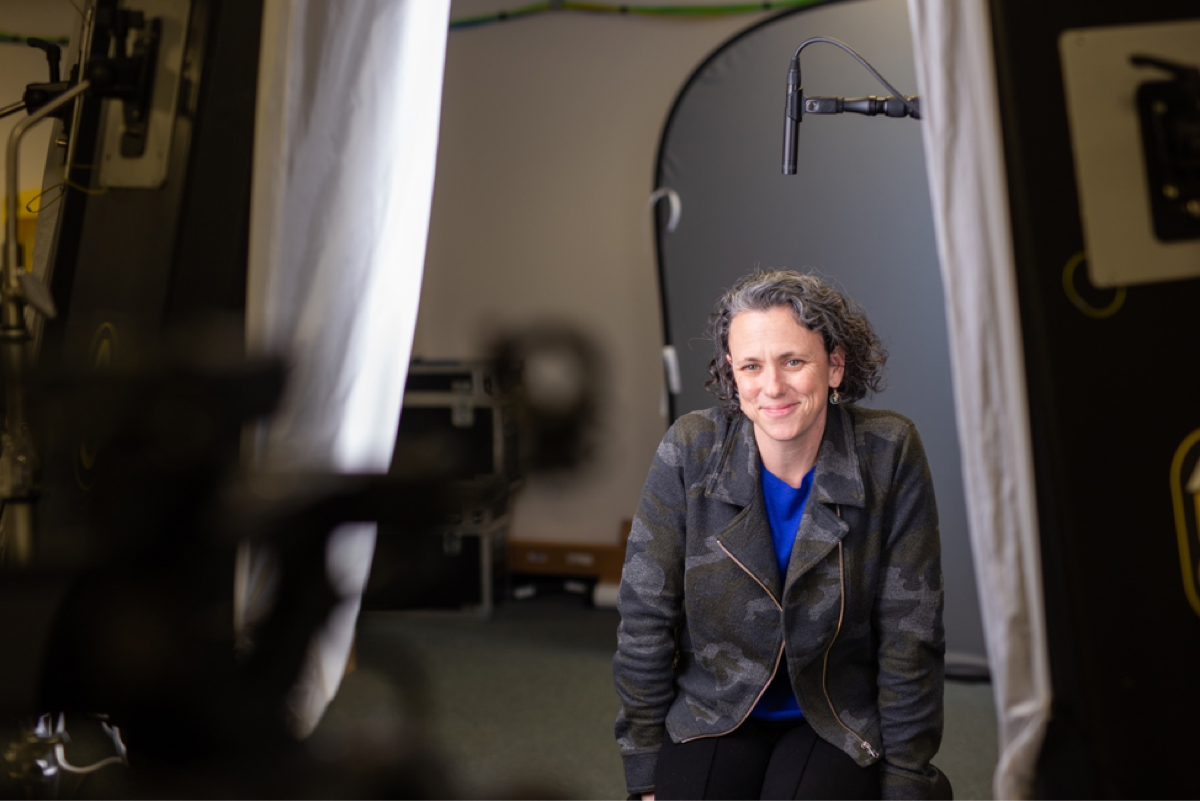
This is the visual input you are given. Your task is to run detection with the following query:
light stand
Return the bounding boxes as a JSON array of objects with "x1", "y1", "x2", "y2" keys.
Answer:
[{"x1": 1, "y1": 82, "x2": 86, "y2": 566}]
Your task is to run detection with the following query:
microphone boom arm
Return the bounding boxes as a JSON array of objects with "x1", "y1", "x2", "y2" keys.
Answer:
[{"x1": 781, "y1": 36, "x2": 920, "y2": 175}]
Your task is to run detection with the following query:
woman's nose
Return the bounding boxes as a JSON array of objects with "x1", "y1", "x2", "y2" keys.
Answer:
[{"x1": 763, "y1": 366, "x2": 785, "y2": 395}]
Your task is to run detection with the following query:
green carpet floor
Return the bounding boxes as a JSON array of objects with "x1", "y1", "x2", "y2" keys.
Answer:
[{"x1": 317, "y1": 595, "x2": 998, "y2": 799}]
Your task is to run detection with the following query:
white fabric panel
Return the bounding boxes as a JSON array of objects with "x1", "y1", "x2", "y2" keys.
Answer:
[
  {"x1": 905, "y1": 2, "x2": 1052, "y2": 798},
  {"x1": 240, "y1": 0, "x2": 449, "y2": 736}
]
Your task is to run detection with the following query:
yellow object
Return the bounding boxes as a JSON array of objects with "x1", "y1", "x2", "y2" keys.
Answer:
[
  {"x1": 1170, "y1": 427, "x2": 1200, "y2": 620},
  {"x1": 1062, "y1": 250, "x2": 1126, "y2": 319},
  {"x1": 2, "y1": 189, "x2": 42, "y2": 272}
]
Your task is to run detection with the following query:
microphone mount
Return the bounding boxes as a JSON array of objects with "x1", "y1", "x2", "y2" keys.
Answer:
[
  {"x1": 782, "y1": 36, "x2": 920, "y2": 175},
  {"x1": 803, "y1": 94, "x2": 920, "y2": 118}
]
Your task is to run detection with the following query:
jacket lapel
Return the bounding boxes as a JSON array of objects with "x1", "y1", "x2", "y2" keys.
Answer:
[
  {"x1": 706, "y1": 407, "x2": 868, "y2": 601},
  {"x1": 785, "y1": 405, "x2": 865, "y2": 585},
  {"x1": 709, "y1": 416, "x2": 783, "y2": 602}
]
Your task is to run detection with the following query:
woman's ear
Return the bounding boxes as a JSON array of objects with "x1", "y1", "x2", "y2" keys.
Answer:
[
  {"x1": 725, "y1": 353, "x2": 733, "y2": 366},
  {"x1": 829, "y1": 345, "x2": 846, "y2": 386}
]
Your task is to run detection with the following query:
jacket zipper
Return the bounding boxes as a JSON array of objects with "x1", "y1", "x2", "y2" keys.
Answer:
[
  {"x1": 679, "y1": 542, "x2": 783, "y2": 743},
  {"x1": 684, "y1": 531, "x2": 880, "y2": 761},
  {"x1": 822, "y1": 538, "x2": 881, "y2": 760}
]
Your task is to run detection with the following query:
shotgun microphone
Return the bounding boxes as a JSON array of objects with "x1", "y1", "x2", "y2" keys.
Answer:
[{"x1": 782, "y1": 56, "x2": 802, "y2": 175}]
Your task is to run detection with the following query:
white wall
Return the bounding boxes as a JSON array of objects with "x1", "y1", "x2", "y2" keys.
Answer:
[
  {"x1": 0, "y1": 1, "x2": 78, "y2": 203},
  {"x1": 419, "y1": 1, "x2": 773, "y2": 545},
  {"x1": 1, "y1": 0, "x2": 816, "y2": 549}
]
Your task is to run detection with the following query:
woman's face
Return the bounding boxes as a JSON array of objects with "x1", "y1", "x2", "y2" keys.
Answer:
[{"x1": 726, "y1": 306, "x2": 845, "y2": 454}]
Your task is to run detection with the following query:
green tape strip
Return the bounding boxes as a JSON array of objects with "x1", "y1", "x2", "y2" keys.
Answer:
[
  {"x1": 451, "y1": 0, "x2": 832, "y2": 29},
  {"x1": 0, "y1": 32, "x2": 71, "y2": 45}
]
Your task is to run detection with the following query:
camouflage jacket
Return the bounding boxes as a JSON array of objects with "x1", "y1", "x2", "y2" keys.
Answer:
[{"x1": 613, "y1": 404, "x2": 944, "y2": 799}]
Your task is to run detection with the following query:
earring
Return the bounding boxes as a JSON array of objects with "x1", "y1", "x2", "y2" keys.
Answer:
[{"x1": 830, "y1": 388, "x2": 841, "y2": 405}]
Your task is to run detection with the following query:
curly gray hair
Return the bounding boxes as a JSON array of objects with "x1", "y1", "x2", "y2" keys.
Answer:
[{"x1": 705, "y1": 270, "x2": 887, "y2": 416}]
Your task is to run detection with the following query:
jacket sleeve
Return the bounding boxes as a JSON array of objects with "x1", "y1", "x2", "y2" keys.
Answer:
[
  {"x1": 612, "y1": 421, "x2": 690, "y2": 795},
  {"x1": 873, "y1": 422, "x2": 946, "y2": 800}
]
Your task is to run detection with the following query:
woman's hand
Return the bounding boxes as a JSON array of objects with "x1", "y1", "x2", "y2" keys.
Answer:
[{"x1": 642, "y1": 794, "x2": 655, "y2": 800}]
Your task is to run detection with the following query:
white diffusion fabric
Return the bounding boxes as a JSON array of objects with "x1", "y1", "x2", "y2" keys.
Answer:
[
  {"x1": 240, "y1": 0, "x2": 449, "y2": 736},
  {"x1": 905, "y1": 1, "x2": 1051, "y2": 797}
]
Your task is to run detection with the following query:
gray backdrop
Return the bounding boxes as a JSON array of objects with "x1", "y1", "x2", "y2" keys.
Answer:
[{"x1": 654, "y1": 0, "x2": 985, "y2": 667}]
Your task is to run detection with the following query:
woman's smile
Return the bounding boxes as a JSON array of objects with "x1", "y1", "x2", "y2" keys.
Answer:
[{"x1": 760, "y1": 403, "x2": 796, "y2": 416}]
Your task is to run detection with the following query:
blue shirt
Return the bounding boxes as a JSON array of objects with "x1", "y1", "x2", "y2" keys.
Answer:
[{"x1": 750, "y1": 464, "x2": 815, "y2": 721}]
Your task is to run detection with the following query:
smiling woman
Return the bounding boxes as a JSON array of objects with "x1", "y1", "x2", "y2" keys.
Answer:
[
  {"x1": 712, "y1": 271, "x2": 882, "y2": 487},
  {"x1": 613, "y1": 269, "x2": 949, "y2": 800},
  {"x1": 726, "y1": 307, "x2": 844, "y2": 486}
]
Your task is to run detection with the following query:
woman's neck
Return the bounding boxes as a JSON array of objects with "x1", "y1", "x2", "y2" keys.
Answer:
[{"x1": 755, "y1": 429, "x2": 821, "y2": 488}]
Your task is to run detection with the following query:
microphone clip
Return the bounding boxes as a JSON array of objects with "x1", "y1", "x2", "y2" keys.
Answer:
[{"x1": 804, "y1": 95, "x2": 921, "y2": 119}]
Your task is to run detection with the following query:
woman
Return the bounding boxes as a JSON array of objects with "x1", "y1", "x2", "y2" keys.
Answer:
[{"x1": 613, "y1": 270, "x2": 945, "y2": 800}]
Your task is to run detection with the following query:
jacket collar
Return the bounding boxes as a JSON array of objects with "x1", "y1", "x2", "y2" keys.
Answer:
[
  {"x1": 708, "y1": 405, "x2": 866, "y2": 600},
  {"x1": 705, "y1": 404, "x2": 866, "y2": 510}
]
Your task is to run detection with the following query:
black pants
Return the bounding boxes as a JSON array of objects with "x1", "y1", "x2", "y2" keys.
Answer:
[{"x1": 654, "y1": 718, "x2": 881, "y2": 800}]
